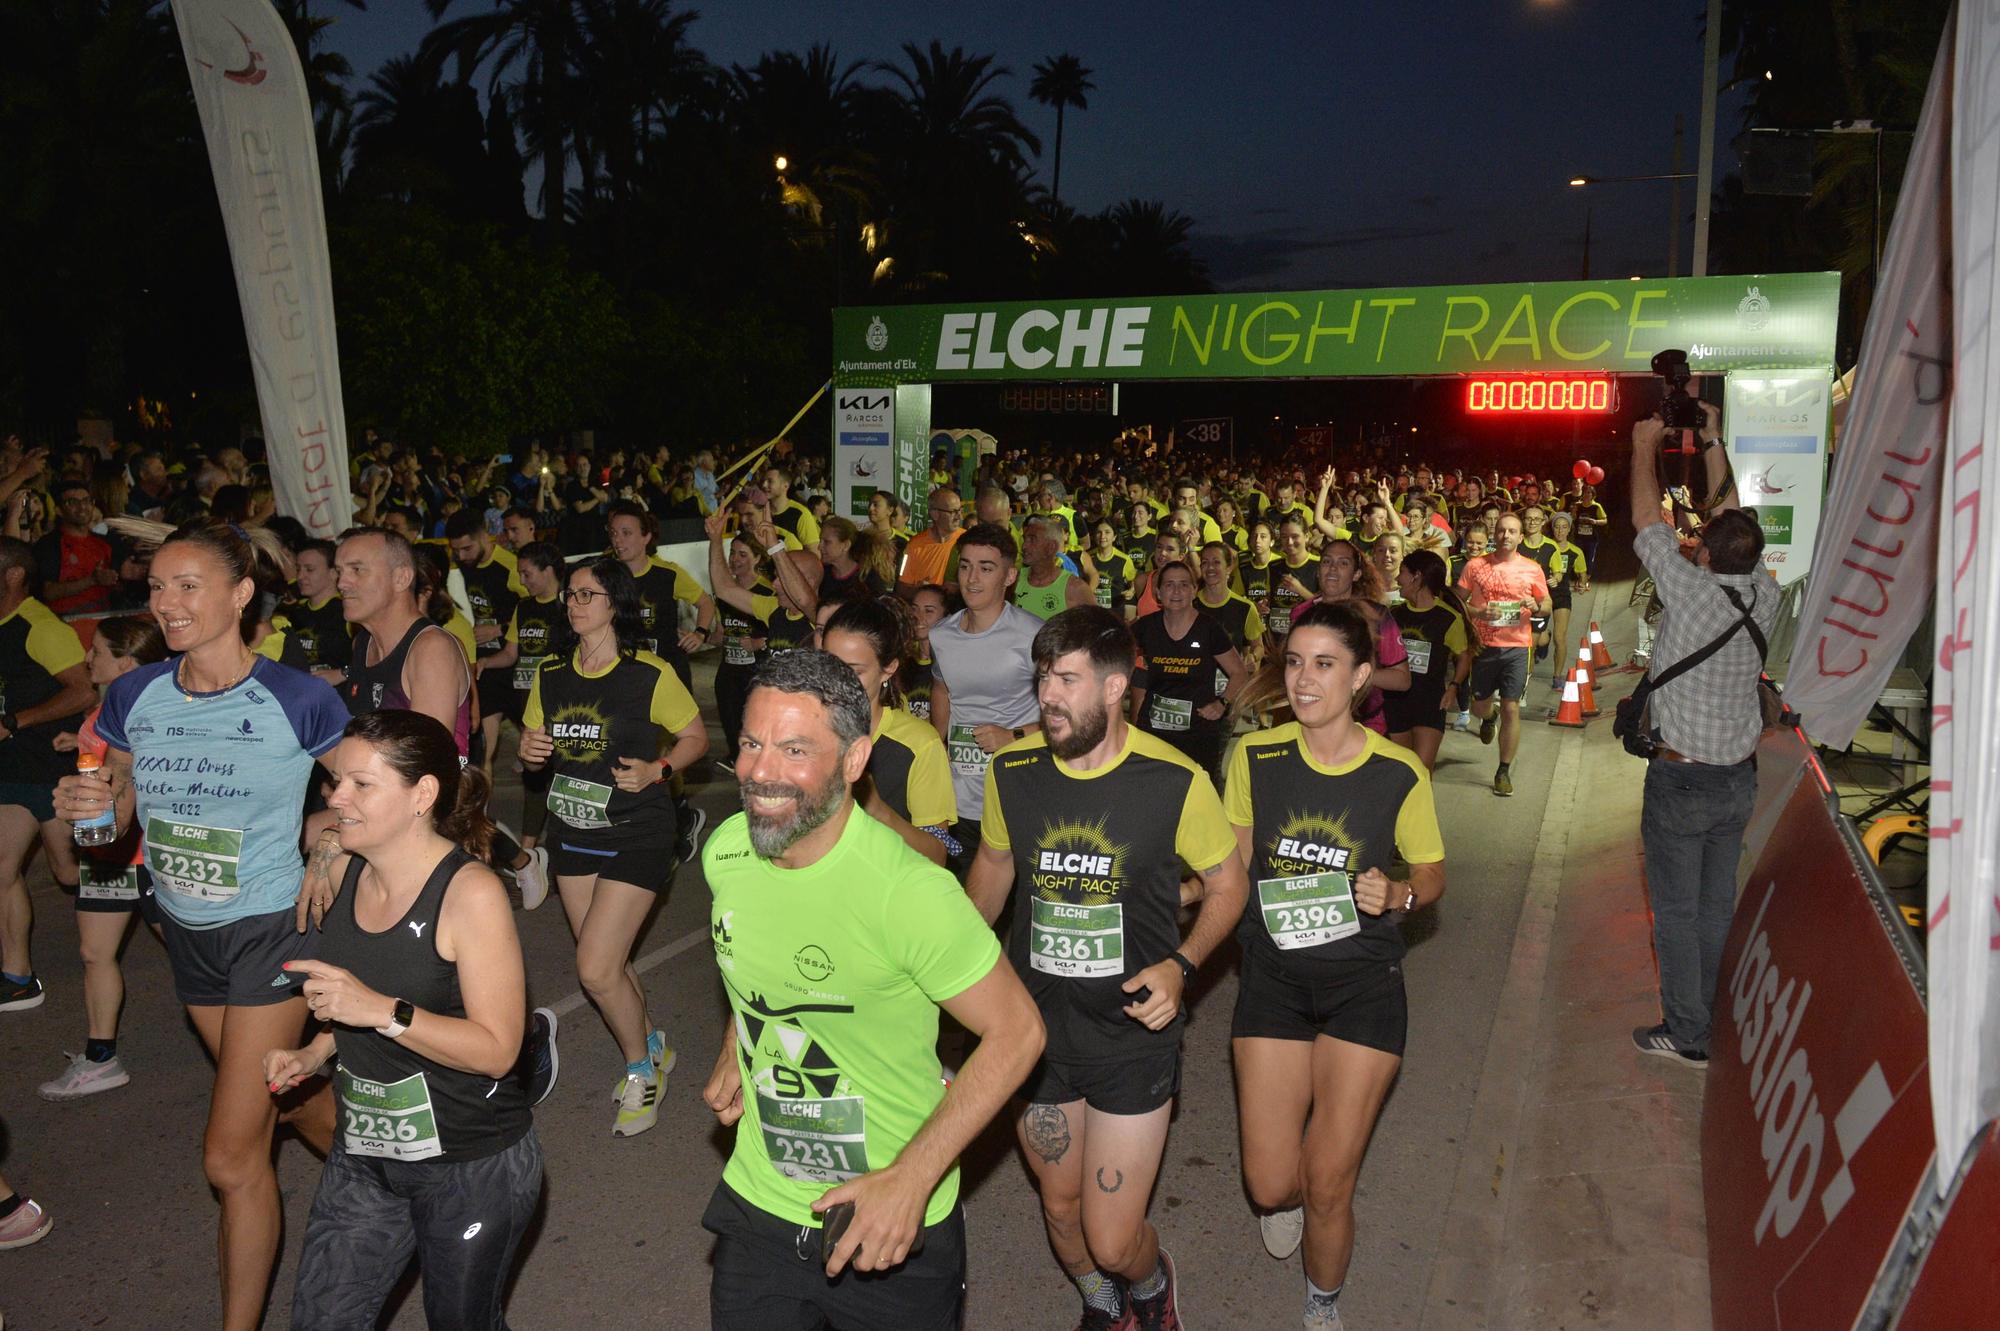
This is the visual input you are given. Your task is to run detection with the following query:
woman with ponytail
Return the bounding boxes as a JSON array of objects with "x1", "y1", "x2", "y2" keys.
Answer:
[
  {"x1": 265, "y1": 709, "x2": 541, "y2": 1331},
  {"x1": 1388, "y1": 550, "x2": 1474, "y2": 771},
  {"x1": 53, "y1": 518, "x2": 349, "y2": 1331}
]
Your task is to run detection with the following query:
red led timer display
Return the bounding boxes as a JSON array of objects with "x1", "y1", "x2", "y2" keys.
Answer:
[{"x1": 1465, "y1": 376, "x2": 1616, "y2": 414}]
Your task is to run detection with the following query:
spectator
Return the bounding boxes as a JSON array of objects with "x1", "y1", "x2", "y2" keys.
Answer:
[{"x1": 32, "y1": 478, "x2": 117, "y2": 616}]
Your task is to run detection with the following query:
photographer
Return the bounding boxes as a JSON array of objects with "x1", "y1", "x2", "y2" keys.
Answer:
[{"x1": 1627, "y1": 401, "x2": 1779, "y2": 1068}]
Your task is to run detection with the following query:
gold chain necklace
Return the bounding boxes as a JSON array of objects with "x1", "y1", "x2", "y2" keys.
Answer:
[{"x1": 178, "y1": 650, "x2": 256, "y2": 703}]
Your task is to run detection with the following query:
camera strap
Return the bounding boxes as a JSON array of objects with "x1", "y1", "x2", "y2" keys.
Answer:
[{"x1": 1646, "y1": 585, "x2": 1765, "y2": 697}]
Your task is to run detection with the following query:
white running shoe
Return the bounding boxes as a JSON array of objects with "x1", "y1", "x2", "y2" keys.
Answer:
[
  {"x1": 613, "y1": 1070, "x2": 661, "y2": 1137},
  {"x1": 516, "y1": 845, "x2": 550, "y2": 911},
  {"x1": 1304, "y1": 1295, "x2": 1346, "y2": 1331},
  {"x1": 1260, "y1": 1205, "x2": 1305, "y2": 1259},
  {"x1": 678, "y1": 807, "x2": 708, "y2": 863},
  {"x1": 39, "y1": 1052, "x2": 131, "y2": 1101}
]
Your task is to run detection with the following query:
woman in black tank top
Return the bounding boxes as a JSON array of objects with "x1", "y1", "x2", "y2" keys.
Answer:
[{"x1": 266, "y1": 711, "x2": 541, "y2": 1331}]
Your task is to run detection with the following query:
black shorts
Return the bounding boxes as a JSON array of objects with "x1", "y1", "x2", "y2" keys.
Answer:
[
  {"x1": 0, "y1": 779, "x2": 56, "y2": 822},
  {"x1": 475, "y1": 668, "x2": 517, "y2": 723},
  {"x1": 1231, "y1": 946, "x2": 1407, "y2": 1056},
  {"x1": 70, "y1": 863, "x2": 157, "y2": 918},
  {"x1": 1383, "y1": 689, "x2": 1447, "y2": 735},
  {"x1": 548, "y1": 812, "x2": 678, "y2": 892},
  {"x1": 1551, "y1": 586, "x2": 1574, "y2": 611},
  {"x1": 703, "y1": 1181, "x2": 966, "y2": 1331},
  {"x1": 1022, "y1": 1044, "x2": 1181, "y2": 1116},
  {"x1": 157, "y1": 906, "x2": 317, "y2": 1008},
  {"x1": 1469, "y1": 646, "x2": 1529, "y2": 703}
]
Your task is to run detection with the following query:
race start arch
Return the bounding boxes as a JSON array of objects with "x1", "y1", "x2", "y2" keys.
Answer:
[{"x1": 830, "y1": 270, "x2": 1841, "y2": 582}]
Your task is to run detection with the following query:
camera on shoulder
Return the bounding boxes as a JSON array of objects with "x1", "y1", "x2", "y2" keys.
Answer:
[{"x1": 1652, "y1": 349, "x2": 1708, "y2": 436}]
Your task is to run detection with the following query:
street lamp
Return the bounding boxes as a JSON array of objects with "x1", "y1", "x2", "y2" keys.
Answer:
[
  {"x1": 773, "y1": 154, "x2": 789, "y2": 174},
  {"x1": 1567, "y1": 170, "x2": 1699, "y2": 276}
]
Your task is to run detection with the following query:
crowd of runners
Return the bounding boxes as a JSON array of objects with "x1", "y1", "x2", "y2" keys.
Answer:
[{"x1": 0, "y1": 427, "x2": 1616, "y2": 1330}]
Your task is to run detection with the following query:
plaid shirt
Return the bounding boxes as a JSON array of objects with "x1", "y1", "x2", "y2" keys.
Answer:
[{"x1": 1636, "y1": 524, "x2": 1781, "y2": 765}]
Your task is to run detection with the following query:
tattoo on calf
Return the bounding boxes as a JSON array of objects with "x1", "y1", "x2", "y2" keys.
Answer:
[
  {"x1": 1024, "y1": 1104, "x2": 1072, "y2": 1163},
  {"x1": 1095, "y1": 1167, "x2": 1124, "y2": 1194}
]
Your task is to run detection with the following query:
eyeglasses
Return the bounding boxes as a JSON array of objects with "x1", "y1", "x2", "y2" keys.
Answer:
[{"x1": 560, "y1": 588, "x2": 607, "y2": 605}]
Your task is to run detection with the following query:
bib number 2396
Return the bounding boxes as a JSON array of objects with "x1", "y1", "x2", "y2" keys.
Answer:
[
  {"x1": 1030, "y1": 898, "x2": 1124, "y2": 977},
  {"x1": 1259, "y1": 873, "x2": 1361, "y2": 950},
  {"x1": 144, "y1": 816, "x2": 242, "y2": 901}
]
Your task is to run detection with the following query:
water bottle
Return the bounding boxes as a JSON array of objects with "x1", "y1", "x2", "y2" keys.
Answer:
[{"x1": 73, "y1": 751, "x2": 118, "y2": 846}]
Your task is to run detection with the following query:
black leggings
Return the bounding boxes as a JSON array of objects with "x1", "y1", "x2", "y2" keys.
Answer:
[
  {"x1": 291, "y1": 1131, "x2": 543, "y2": 1331},
  {"x1": 716, "y1": 661, "x2": 758, "y2": 760}
]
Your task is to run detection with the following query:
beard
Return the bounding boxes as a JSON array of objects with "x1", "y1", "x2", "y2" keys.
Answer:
[
  {"x1": 741, "y1": 764, "x2": 851, "y2": 859},
  {"x1": 1041, "y1": 696, "x2": 1109, "y2": 760}
]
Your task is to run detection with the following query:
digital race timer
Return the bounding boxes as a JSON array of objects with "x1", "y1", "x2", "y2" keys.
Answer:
[{"x1": 1466, "y1": 376, "x2": 1617, "y2": 414}]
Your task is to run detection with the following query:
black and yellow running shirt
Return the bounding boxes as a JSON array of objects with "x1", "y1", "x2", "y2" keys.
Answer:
[
  {"x1": 1267, "y1": 556, "x2": 1318, "y2": 634},
  {"x1": 1197, "y1": 589, "x2": 1265, "y2": 654},
  {"x1": 254, "y1": 627, "x2": 314, "y2": 672},
  {"x1": 870, "y1": 705, "x2": 956, "y2": 829},
  {"x1": 1133, "y1": 609, "x2": 1232, "y2": 736},
  {"x1": 983, "y1": 728, "x2": 1236, "y2": 1058},
  {"x1": 0, "y1": 596, "x2": 87, "y2": 782},
  {"x1": 1092, "y1": 550, "x2": 1135, "y2": 611},
  {"x1": 902, "y1": 655, "x2": 935, "y2": 721},
  {"x1": 1239, "y1": 556, "x2": 1276, "y2": 609},
  {"x1": 461, "y1": 549, "x2": 525, "y2": 660},
  {"x1": 523, "y1": 648, "x2": 698, "y2": 829},
  {"x1": 508, "y1": 594, "x2": 564, "y2": 696},
  {"x1": 1224, "y1": 723, "x2": 1444, "y2": 969},
  {"x1": 1548, "y1": 540, "x2": 1589, "y2": 589},
  {"x1": 716, "y1": 582, "x2": 774, "y2": 669},
  {"x1": 271, "y1": 594, "x2": 350, "y2": 671},
  {"x1": 1519, "y1": 536, "x2": 1559, "y2": 587},
  {"x1": 627, "y1": 557, "x2": 704, "y2": 659},
  {"x1": 1389, "y1": 602, "x2": 1470, "y2": 707}
]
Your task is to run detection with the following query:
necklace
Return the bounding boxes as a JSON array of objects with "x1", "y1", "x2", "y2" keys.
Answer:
[{"x1": 179, "y1": 650, "x2": 256, "y2": 702}]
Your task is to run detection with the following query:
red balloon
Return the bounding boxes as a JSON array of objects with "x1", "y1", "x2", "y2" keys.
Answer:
[
  {"x1": 1586, "y1": 466, "x2": 1605, "y2": 486},
  {"x1": 1572, "y1": 459, "x2": 1591, "y2": 480}
]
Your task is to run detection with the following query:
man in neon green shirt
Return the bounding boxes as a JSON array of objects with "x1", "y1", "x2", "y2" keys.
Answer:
[{"x1": 701, "y1": 649, "x2": 1044, "y2": 1330}]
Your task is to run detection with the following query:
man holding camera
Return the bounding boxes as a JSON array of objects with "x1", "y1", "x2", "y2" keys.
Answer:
[{"x1": 1627, "y1": 404, "x2": 1779, "y2": 1068}]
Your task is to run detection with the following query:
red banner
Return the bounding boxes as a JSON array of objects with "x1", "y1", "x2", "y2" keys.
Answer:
[{"x1": 1704, "y1": 778, "x2": 1934, "y2": 1331}]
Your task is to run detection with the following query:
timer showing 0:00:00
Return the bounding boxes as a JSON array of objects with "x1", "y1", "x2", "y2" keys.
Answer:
[{"x1": 1465, "y1": 376, "x2": 1616, "y2": 414}]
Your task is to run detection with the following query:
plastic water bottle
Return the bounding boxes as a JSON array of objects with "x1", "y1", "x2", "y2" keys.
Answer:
[{"x1": 73, "y1": 751, "x2": 118, "y2": 846}]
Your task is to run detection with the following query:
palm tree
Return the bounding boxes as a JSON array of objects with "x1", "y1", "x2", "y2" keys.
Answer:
[
  {"x1": 1028, "y1": 53, "x2": 1093, "y2": 208},
  {"x1": 1106, "y1": 198, "x2": 1207, "y2": 294},
  {"x1": 875, "y1": 41, "x2": 1040, "y2": 175}
]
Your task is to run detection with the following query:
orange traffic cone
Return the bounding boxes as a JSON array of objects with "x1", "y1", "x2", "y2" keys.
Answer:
[
  {"x1": 1574, "y1": 649, "x2": 1602, "y2": 718},
  {"x1": 1589, "y1": 622, "x2": 1613, "y2": 670},
  {"x1": 1550, "y1": 669, "x2": 1586, "y2": 727}
]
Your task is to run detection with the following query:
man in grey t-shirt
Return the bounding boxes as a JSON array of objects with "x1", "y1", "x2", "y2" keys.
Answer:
[{"x1": 929, "y1": 522, "x2": 1043, "y2": 855}]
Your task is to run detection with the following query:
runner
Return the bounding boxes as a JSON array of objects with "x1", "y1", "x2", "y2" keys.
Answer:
[
  {"x1": 37, "y1": 615, "x2": 170, "y2": 1101},
  {"x1": 0, "y1": 1168, "x2": 52, "y2": 1250},
  {"x1": 1014, "y1": 514, "x2": 1094, "y2": 621},
  {"x1": 52, "y1": 520, "x2": 348, "y2": 1331},
  {"x1": 897, "y1": 488, "x2": 964, "y2": 596},
  {"x1": 1195, "y1": 541, "x2": 1266, "y2": 670},
  {"x1": 1291, "y1": 539, "x2": 1413, "y2": 736},
  {"x1": 1545, "y1": 511, "x2": 1591, "y2": 688},
  {"x1": 1131, "y1": 560, "x2": 1246, "y2": 785},
  {"x1": 926, "y1": 522, "x2": 1041, "y2": 861},
  {"x1": 1386, "y1": 551, "x2": 1473, "y2": 772},
  {"x1": 1088, "y1": 521, "x2": 1137, "y2": 620},
  {"x1": 1132, "y1": 530, "x2": 1189, "y2": 620},
  {"x1": 819, "y1": 517, "x2": 895, "y2": 601},
  {"x1": 519, "y1": 555, "x2": 708, "y2": 1137},
  {"x1": 1370, "y1": 532, "x2": 1406, "y2": 603},
  {"x1": 1268, "y1": 516, "x2": 1318, "y2": 639},
  {"x1": 822, "y1": 597, "x2": 958, "y2": 866},
  {"x1": 968, "y1": 605, "x2": 1249, "y2": 1331},
  {"x1": 271, "y1": 538, "x2": 349, "y2": 684},
  {"x1": 445, "y1": 509, "x2": 526, "y2": 779},
  {"x1": 699, "y1": 649, "x2": 1044, "y2": 1331},
  {"x1": 271, "y1": 709, "x2": 542, "y2": 1331},
  {"x1": 1456, "y1": 513, "x2": 1552, "y2": 797},
  {"x1": 1516, "y1": 506, "x2": 1558, "y2": 665},
  {"x1": 707, "y1": 521, "x2": 777, "y2": 767},
  {"x1": 332, "y1": 527, "x2": 472, "y2": 755},
  {"x1": 0, "y1": 536, "x2": 96, "y2": 1012},
  {"x1": 483, "y1": 541, "x2": 567, "y2": 907},
  {"x1": 901, "y1": 583, "x2": 949, "y2": 722},
  {"x1": 606, "y1": 499, "x2": 715, "y2": 685},
  {"x1": 1222, "y1": 600, "x2": 1445, "y2": 1330},
  {"x1": 1240, "y1": 520, "x2": 1279, "y2": 630}
]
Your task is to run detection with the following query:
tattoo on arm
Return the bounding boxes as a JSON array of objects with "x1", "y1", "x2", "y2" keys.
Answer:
[
  {"x1": 1095, "y1": 1166, "x2": 1124, "y2": 1193},
  {"x1": 1024, "y1": 1103, "x2": 1072, "y2": 1164}
]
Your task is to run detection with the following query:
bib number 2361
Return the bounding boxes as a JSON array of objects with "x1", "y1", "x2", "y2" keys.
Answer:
[{"x1": 1030, "y1": 898, "x2": 1124, "y2": 977}]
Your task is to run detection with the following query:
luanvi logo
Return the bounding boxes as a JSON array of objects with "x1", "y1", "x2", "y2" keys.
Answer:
[{"x1": 191, "y1": 19, "x2": 270, "y2": 87}]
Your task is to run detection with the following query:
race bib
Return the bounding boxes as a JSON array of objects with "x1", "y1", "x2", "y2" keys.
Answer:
[
  {"x1": 512, "y1": 655, "x2": 548, "y2": 692},
  {"x1": 337, "y1": 1068, "x2": 443, "y2": 1161},
  {"x1": 1095, "y1": 579, "x2": 1114, "y2": 609},
  {"x1": 948, "y1": 724, "x2": 989, "y2": 777},
  {"x1": 756, "y1": 1090, "x2": 870, "y2": 1183},
  {"x1": 724, "y1": 636, "x2": 758, "y2": 667},
  {"x1": 548, "y1": 774, "x2": 614, "y2": 829},
  {"x1": 78, "y1": 858, "x2": 141, "y2": 903},
  {"x1": 144, "y1": 816, "x2": 243, "y2": 901},
  {"x1": 1215, "y1": 670, "x2": 1230, "y2": 698},
  {"x1": 1406, "y1": 639, "x2": 1434, "y2": 675},
  {"x1": 1259, "y1": 873, "x2": 1360, "y2": 950},
  {"x1": 1029, "y1": 898, "x2": 1124, "y2": 978},
  {"x1": 1149, "y1": 695, "x2": 1194, "y2": 732},
  {"x1": 1487, "y1": 599, "x2": 1523, "y2": 628}
]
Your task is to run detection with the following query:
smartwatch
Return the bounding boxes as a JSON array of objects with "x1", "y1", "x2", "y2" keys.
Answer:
[
  {"x1": 1168, "y1": 950, "x2": 1196, "y2": 982},
  {"x1": 377, "y1": 998, "x2": 416, "y2": 1039}
]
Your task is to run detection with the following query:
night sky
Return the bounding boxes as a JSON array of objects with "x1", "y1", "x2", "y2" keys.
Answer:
[{"x1": 324, "y1": 0, "x2": 1752, "y2": 294}]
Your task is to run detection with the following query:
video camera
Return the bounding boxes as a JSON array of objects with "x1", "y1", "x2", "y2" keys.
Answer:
[{"x1": 1652, "y1": 349, "x2": 1708, "y2": 434}]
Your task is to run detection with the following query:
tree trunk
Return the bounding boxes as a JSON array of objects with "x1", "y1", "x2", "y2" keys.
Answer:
[{"x1": 1052, "y1": 103, "x2": 1066, "y2": 207}]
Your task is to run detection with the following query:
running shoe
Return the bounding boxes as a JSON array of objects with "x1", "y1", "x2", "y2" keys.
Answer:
[
  {"x1": 678, "y1": 806, "x2": 708, "y2": 863},
  {"x1": 716, "y1": 758, "x2": 736, "y2": 776},
  {"x1": 611, "y1": 1031, "x2": 676, "y2": 1102},
  {"x1": 1304, "y1": 1294, "x2": 1346, "y2": 1330},
  {"x1": 1073, "y1": 1306, "x2": 1137, "y2": 1331},
  {"x1": 1477, "y1": 712, "x2": 1497, "y2": 746},
  {"x1": 0, "y1": 975, "x2": 44, "y2": 1012},
  {"x1": 1259, "y1": 1205, "x2": 1304, "y2": 1259},
  {"x1": 1633, "y1": 1023, "x2": 1709, "y2": 1069},
  {"x1": 613, "y1": 1068, "x2": 662, "y2": 1137},
  {"x1": 492, "y1": 817, "x2": 522, "y2": 852},
  {"x1": 1131, "y1": 1248, "x2": 1184, "y2": 1331},
  {"x1": 0, "y1": 1198, "x2": 51, "y2": 1250},
  {"x1": 516, "y1": 845, "x2": 550, "y2": 911},
  {"x1": 38, "y1": 1052, "x2": 130, "y2": 1101},
  {"x1": 524, "y1": 1007, "x2": 560, "y2": 1106},
  {"x1": 1493, "y1": 767, "x2": 1514, "y2": 797}
]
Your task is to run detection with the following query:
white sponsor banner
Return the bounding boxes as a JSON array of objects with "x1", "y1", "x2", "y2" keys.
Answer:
[
  {"x1": 1725, "y1": 370, "x2": 1830, "y2": 586},
  {"x1": 170, "y1": 0, "x2": 352, "y2": 537},
  {"x1": 1783, "y1": 26, "x2": 1953, "y2": 750},
  {"x1": 1932, "y1": 0, "x2": 2000, "y2": 1192},
  {"x1": 833, "y1": 387, "x2": 894, "y2": 519}
]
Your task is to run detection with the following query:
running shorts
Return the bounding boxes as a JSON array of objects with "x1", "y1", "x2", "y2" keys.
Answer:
[
  {"x1": 1231, "y1": 945, "x2": 1407, "y2": 1056},
  {"x1": 157, "y1": 906, "x2": 317, "y2": 1008},
  {"x1": 1021, "y1": 1044, "x2": 1182, "y2": 1116},
  {"x1": 548, "y1": 811, "x2": 678, "y2": 893}
]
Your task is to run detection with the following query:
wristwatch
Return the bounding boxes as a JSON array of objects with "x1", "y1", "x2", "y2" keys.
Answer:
[
  {"x1": 1011, "y1": 727, "x2": 1025, "y2": 740},
  {"x1": 1401, "y1": 885, "x2": 1418, "y2": 913},
  {"x1": 0, "y1": 711, "x2": 18, "y2": 733},
  {"x1": 376, "y1": 998, "x2": 415, "y2": 1039},
  {"x1": 1168, "y1": 950, "x2": 1197, "y2": 982}
]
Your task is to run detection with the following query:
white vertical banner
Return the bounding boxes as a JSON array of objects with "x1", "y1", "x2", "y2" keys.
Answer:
[
  {"x1": 832, "y1": 387, "x2": 894, "y2": 519},
  {"x1": 1724, "y1": 369, "x2": 1832, "y2": 586},
  {"x1": 1783, "y1": 23, "x2": 1954, "y2": 750},
  {"x1": 1932, "y1": 0, "x2": 2000, "y2": 1191},
  {"x1": 170, "y1": 0, "x2": 352, "y2": 537}
]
